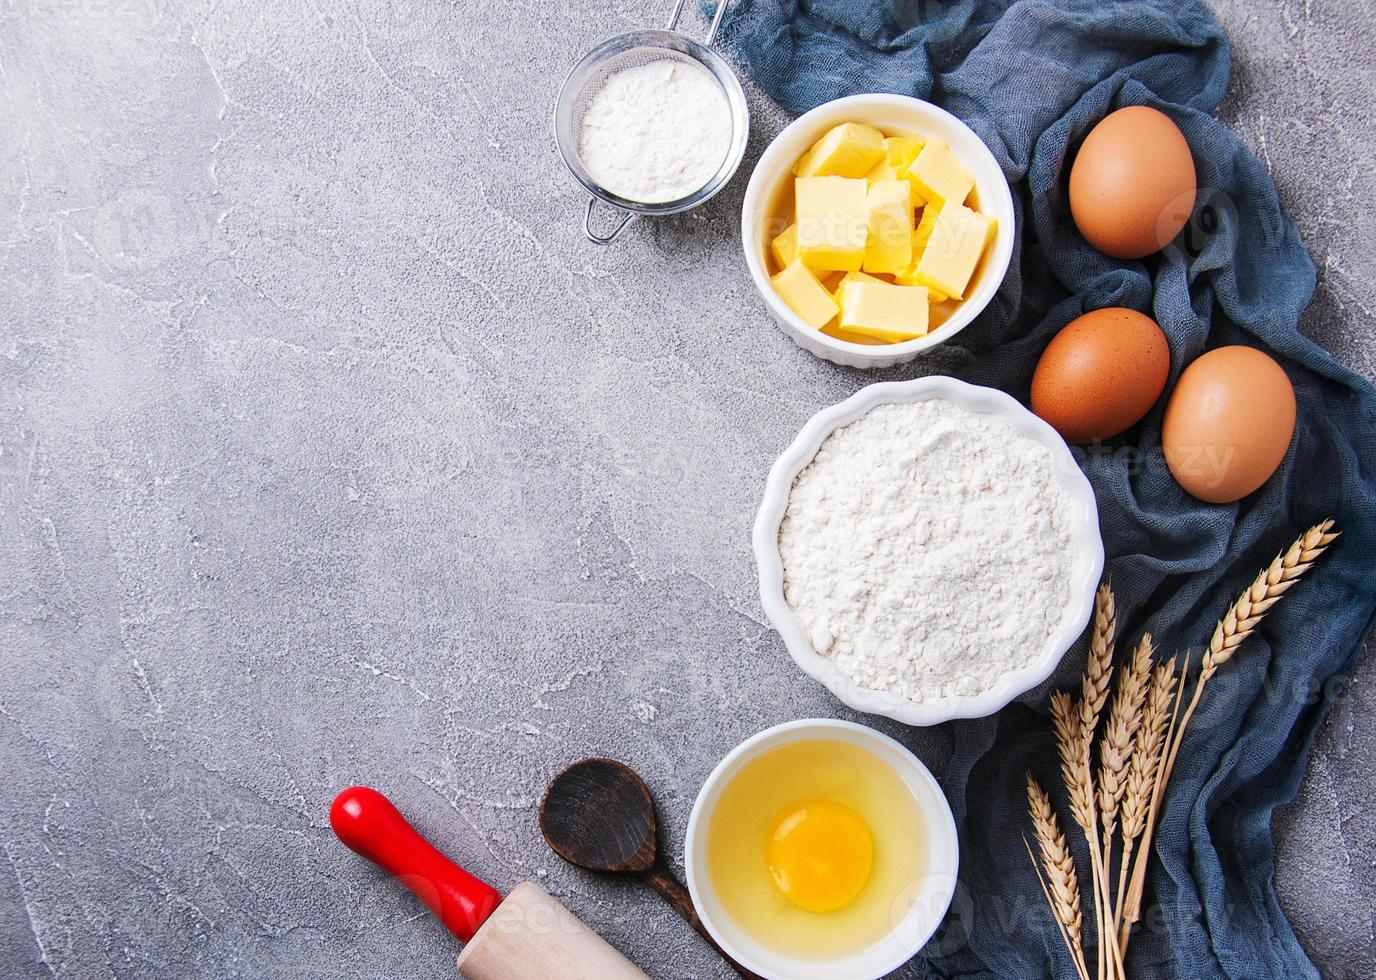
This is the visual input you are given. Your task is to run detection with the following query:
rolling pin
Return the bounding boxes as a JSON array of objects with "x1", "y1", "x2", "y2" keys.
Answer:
[{"x1": 330, "y1": 786, "x2": 649, "y2": 980}]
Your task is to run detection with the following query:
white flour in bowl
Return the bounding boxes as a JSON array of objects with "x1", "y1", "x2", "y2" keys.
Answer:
[
  {"x1": 778, "y1": 399, "x2": 1076, "y2": 703},
  {"x1": 578, "y1": 58, "x2": 731, "y2": 204}
]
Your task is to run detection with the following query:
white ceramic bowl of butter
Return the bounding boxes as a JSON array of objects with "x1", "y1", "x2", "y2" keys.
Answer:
[
  {"x1": 753, "y1": 376, "x2": 1104, "y2": 727},
  {"x1": 685, "y1": 719, "x2": 959, "y2": 980},
  {"x1": 741, "y1": 94, "x2": 1015, "y2": 369}
]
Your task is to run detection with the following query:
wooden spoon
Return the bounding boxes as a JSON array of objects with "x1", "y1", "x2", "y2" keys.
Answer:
[{"x1": 539, "y1": 758, "x2": 762, "y2": 980}]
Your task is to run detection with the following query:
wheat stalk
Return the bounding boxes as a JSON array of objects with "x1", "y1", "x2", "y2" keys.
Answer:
[
  {"x1": 1097, "y1": 635, "x2": 1154, "y2": 842},
  {"x1": 1155, "y1": 520, "x2": 1338, "y2": 837},
  {"x1": 1054, "y1": 582, "x2": 1121, "y2": 980},
  {"x1": 1079, "y1": 583, "x2": 1117, "y2": 746},
  {"x1": 1027, "y1": 776, "x2": 1090, "y2": 980},
  {"x1": 1112, "y1": 656, "x2": 1177, "y2": 943},
  {"x1": 1050, "y1": 690, "x2": 1111, "y2": 979},
  {"x1": 1118, "y1": 520, "x2": 1339, "y2": 957},
  {"x1": 1121, "y1": 658, "x2": 1177, "y2": 844},
  {"x1": 1024, "y1": 837, "x2": 1092, "y2": 980},
  {"x1": 1054, "y1": 689, "x2": 1110, "y2": 977},
  {"x1": 1050, "y1": 692, "x2": 1094, "y2": 832},
  {"x1": 1197, "y1": 520, "x2": 1339, "y2": 684},
  {"x1": 1092, "y1": 634, "x2": 1151, "y2": 980},
  {"x1": 1081, "y1": 585, "x2": 1117, "y2": 980},
  {"x1": 1119, "y1": 649, "x2": 1186, "y2": 954}
]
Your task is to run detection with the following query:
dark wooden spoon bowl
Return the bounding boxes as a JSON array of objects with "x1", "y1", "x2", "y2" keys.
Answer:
[{"x1": 540, "y1": 758, "x2": 762, "y2": 980}]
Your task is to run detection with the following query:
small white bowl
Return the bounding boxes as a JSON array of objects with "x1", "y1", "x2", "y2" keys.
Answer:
[
  {"x1": 741, "y1": 94, "x2": 1015, "y2": 369},
  {"x1": 753, "y1": 376, "x2": 1103, "y2": 726},
  {"x1": 685, "y1": 719, "x2": 959, "y2": 980}
]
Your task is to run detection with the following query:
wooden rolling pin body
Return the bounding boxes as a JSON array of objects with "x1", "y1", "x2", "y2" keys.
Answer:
[{"x1": 457, "y1": 881, "x2": 648, "y2": 980}]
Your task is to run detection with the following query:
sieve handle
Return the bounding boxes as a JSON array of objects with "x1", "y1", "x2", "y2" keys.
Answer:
[
  {"x1": 666, "y1": 0, "x2": 730, "y2": 45},
  {"x1": 584, "y1": 197, "x2": 635, "y2": 245}
]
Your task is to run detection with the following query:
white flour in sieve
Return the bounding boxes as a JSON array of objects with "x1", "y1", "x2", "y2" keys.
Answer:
[
  {"x1": 778, "y1": 399, "x2": 1076, "y2": 703},
  {"x1": 578, "y1": 58, "x2": 731, "y2": 204}
]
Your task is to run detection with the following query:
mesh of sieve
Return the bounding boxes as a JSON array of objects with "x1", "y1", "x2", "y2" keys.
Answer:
[{"x1": 564, "y1": 45, "x2": 713, "y2": 165}]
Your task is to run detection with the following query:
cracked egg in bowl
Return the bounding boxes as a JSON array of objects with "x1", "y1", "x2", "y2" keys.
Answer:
[{"x1": 685, "y1": 719, "x2": 958, "y2": 980}]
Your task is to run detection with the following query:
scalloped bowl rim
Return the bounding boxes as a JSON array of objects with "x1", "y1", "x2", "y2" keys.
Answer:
[{"x1": 752, "y1": 377, "x2": 1104, "y2": 726}]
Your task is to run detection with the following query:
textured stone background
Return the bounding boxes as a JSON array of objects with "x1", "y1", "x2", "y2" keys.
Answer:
[{"x1": 1, "y1": 1, "x2": 1371, "y2": 978}]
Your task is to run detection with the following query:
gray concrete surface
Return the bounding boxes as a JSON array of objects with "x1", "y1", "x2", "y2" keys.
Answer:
[{"x1": 0, "y1": 1, "x2": 1371, "y2": 977}]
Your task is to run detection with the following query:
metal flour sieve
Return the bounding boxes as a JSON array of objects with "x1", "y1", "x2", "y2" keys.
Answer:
[{"x1": 554, "y1": 0, "x2": 749, "y2": 244}]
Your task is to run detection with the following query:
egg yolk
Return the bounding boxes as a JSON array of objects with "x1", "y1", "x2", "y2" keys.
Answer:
[{"x1": 765, "y1": 799, "x2": 874, "y2": 913}]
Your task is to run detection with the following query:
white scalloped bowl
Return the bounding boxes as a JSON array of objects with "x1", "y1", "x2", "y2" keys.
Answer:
[
  {"x1": 741, "y1": 94, "x2": 1015, "y2": 369},
  {"x1": 752, "y1": 377, "x2": 1104, "y2": 726}
]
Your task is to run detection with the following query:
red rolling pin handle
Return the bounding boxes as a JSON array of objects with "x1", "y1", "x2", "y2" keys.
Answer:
[{"x1": 330, "y1": 786, "x2": 502, "y2": 943}]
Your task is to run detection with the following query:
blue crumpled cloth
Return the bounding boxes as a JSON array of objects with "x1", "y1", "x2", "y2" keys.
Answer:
[{"x1": 712, "y1": 1, "x2": 1376, "y2": 977}]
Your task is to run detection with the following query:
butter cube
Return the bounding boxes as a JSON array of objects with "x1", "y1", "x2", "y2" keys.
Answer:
[
  {"x1": 830, "y1": 270, "x2": 884, "y2": 304},
  {"x1": 913, "y1": 205, "x2": 939, "y2": 250},
  {"x1": 771, "y1": 258, "x2": 840, "y2": 329},
  {"x1": 771, "y1": 224, "x2": 798, "y2": 269},
  {"x1": 795, "y1": 176, "x2": 868, "y2": 272},
  {"x1": 839, "y1": 279, "x2": 929, "y2": 342},
  {"x1": 862, "y1": 180, "x2": 913, "y2": 275},
  {"x1": 905, "y1": 139, "x2": 975, "y2": 208},
  {"x1": 893, "y1": 206, "x2": 946, "y2": 299},
  {"x1": 911, "y1": 204, "x2": 995, "y2": 300},
  {"x1": 794, "y1": 123, "x2": 886, "y2": 178},
  {"x1": 866, "y1": 137, "x2": 926, "y2": 198},
  {"x1": 821, "y1": 323, "x2": 888, "y2": 346}
]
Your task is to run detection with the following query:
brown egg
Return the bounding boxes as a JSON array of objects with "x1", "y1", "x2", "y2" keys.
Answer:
[
  {"x1": 1162, "y1": 346, "x2": 1296, "y2": 503},
  {"x1": 1069, "y1": 106, "x2": 1197, "y2": 259},
  {"x1": 1031, "y1": 308, "x2": 1171, "y2": 443}
]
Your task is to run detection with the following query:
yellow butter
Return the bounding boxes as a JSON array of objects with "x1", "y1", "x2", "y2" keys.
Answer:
[
  {"x1": 795, "y1": 176, "x2": 869, "y2": 272},
  {"x1": 913, "y1": 205, "x2": 939, "y2": 250},
  {"x1": 905, "y1": 139, "x2": 975, "y2": 208},
  {"x1": 892, "y1": 206, "x2": 947, "y2": 299},
  {"x1": 830, "y1": 270, "x2": 884, "y2": 305},
  {"x1": 911, "y1": 204, "x2": 994, "y2": 300},
  {"x1": 771, "y1": 258, "x2": 841, "y2": 329},
  {"x1": 839, "y1": 278, "x2": 929, "y2": 341},
  {"x1": 862, "y1": 180, "x2": 913, "y2": 275},
  {"x1": 771, "y1": 224, "x2": 798, "y2": 268},
  {"x1": 866, "y1": 137, "x2": 926, "y2": 200},
  {"x1": 821, "y1": 323, "x2": 889, "y2": 346},
  {"x1": 794, "y1": 123, "x2": 886, "y2": 178},
  {"x1": 819, "y1": 270, "x2": 848, "y2": 292}
]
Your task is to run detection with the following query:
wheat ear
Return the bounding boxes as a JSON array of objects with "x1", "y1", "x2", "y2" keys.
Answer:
[
  {"x1": 1053, "y1": 693, "x2": 1111, "y2": 980},
  {"x1": 1197, "y1": 519, "x2": 1340, "y2": 683},
  {"x1": 1024, "y1": 837, "x2": 1092, "y2": 980},
  {"x1": 1120, "y1": 520, "x2": 1339, "y2": 950},
  {"x1": 1158, "y1": 520, "x2": 1339, "y2": 817},
  {"x1": 1097, "y1": 635, "x2": 1154, "y2": 842},
  {"x1": 1074, "y1": 585, "x2": 1116, "y2": 980},
  {"x1": 1092, "y1": 634, "x2": 1152, "y2": 980},
  {"x1": 1120, "y1": 647, "x2": 1186, "y2": 950},
  {"x1": 1113, "y1": 656, "x2": 1177, "y2": 947},
  {"x1": 1027, "y1": 776, "x2": 1090, "y2": 980},
  {"x1": 1050, "y1": 692, "x2": 1094, "y2": 833},
  {"x1": 1080, "y1": 583, "x2": 1117, "y2": 745}
]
